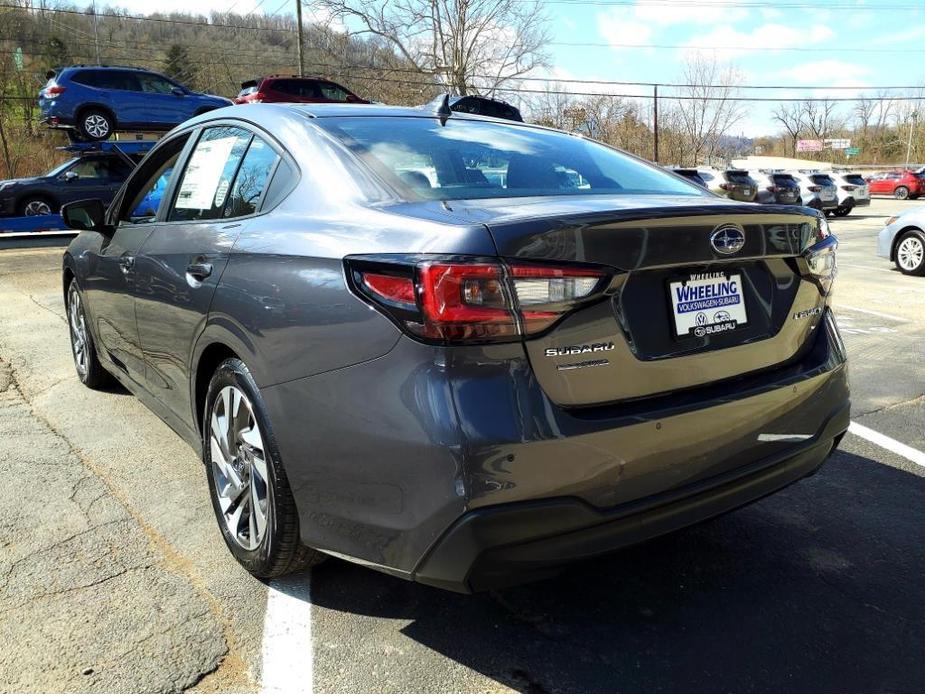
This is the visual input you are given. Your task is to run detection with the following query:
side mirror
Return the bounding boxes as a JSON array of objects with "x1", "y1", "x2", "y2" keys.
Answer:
[
  {"x1": 61, "y1": 199, "x2": 112, "y2": 235},
  {"x1": 171, "y1": 86, "x2": 186, "y2": 96},
  {"x1": 63, "y1": 171, "x2": 79, "y2": 182}
]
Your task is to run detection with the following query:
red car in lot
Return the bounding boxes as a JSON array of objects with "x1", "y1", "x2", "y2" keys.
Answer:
[
  {"x1": 865, "y1": 170, "x2": 925, "y2": 200},
  {"x1": 233, "y1": 76, "x2": 369, "y2": 105}
]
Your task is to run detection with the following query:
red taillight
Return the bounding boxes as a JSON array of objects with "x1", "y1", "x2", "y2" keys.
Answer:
[
  {"x1": 351, "y1": 258, "x2": 608, "y2": 343},
  {"x1": 841, "y1": 185, "x2": 857, "y2": 192},
  {"x1": 361, "y1": 273, "x2": 415, "y2": 308},
  {"x1": 43, "y1": 84, "x2": 65, "y2": 97},
  {"x1": 808, "y1": 185, "x2": 821, "y2": 192},
  {"x1": 767, "y1": 185, "x2": 780, "y2": 193},
  {"x1": 250, "y1": 92, "x2": 266, "y2": 103},
  {"x1": 719, "y1": 183, "x2": 731, "y2": 191}
]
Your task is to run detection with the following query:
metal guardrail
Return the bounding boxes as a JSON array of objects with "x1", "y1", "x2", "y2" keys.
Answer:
[{"x1": 0, "y1": 230, "x2": 78, "y2": 249}]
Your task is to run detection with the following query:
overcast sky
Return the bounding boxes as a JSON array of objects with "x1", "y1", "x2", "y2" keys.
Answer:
[{"x1": 110, "y1": 0, "x2": 923, "y2": 137}]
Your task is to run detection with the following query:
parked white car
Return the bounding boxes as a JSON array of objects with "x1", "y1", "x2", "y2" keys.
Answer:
[
  {"x1": 788, "y1": 171, "x2": 838, "y2": 214},
  {"x1": 878, "y1": 207, "x2": 925, "y2": 275},
  {"x1": 830, "y1": 172, "x2": 870, "y2": 217}
]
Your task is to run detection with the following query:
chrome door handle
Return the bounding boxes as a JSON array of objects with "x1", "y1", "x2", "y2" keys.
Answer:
[{"x1": 186, "y1": 262, "x2": 213, "y2": 281}]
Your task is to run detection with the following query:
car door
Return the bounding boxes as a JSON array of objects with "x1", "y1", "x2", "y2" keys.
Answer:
[
  {"x1": 80, "y1": 136, "x2": 190, "y2": 383},
  {"x1": 135, "y1": 73, "x2": 192, "y2": 125},
  {"x1": 59, "y1": 156, "x2": 131, "y2": 206},
  {"x1": 132, "y1": 124, "x2": 281, "y2": 424}
]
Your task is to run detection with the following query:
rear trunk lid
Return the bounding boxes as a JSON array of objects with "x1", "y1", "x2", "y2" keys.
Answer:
[{"x1": 465, "y1": 196, "x2": 823, "y2": 406}]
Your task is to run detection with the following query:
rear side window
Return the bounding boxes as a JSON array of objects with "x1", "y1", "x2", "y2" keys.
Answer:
[
  {"x1": 224, "y1": 136, "x2": 279, "y2": 217},
  {"x1": 92, "y1": 70, "x2": 140, "y2": 91},
  {"x1": 270, "y1": 79, "x2": 319, "y2": 98},
  {"x1": 70, "y1": 71, "x2": 100, "y2": 87}
]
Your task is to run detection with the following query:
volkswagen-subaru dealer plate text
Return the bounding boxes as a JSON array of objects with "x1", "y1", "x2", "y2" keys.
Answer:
[{"x1": 669, "y1": 272, "x2": 748, "y2": 338}]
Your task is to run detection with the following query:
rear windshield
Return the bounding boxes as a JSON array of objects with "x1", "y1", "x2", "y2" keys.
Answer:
[
  {"x1": 843, "y1": 174, "x2": 866, "y2": 185},
  {"x1": 318, "y1": 117, "x2": 703, "y2": 200},
  {"x1": 725, "y1": 171, "x2": 753, "y2": 183},
  {"x1": 771, "y1": 174, "x2": 797, "y2": 185},
  {"x1": 810, "y1": 174, "x2": 835, "y2": 185}
]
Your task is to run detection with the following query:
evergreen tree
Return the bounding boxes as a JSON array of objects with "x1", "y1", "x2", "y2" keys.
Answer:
[{"x1": 162, "y1": 44, "x2": 197, "y2": 87}]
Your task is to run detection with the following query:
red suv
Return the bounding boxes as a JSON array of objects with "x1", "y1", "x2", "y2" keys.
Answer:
[
  {"x1": 866, "y1": 170, "x2": 925, "y2": 200},
  {"x1": 234, "y1": 76, "x2": 369, "y2": 105}
]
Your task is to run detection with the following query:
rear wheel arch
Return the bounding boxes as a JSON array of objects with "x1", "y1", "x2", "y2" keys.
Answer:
[{"x1": 193, "y1": 342, "x2": 240, "y2": 444}]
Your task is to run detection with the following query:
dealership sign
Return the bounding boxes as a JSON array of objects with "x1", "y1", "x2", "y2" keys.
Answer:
[
  {"x1": 825, "y1": 138, "x2": 852, "y2": 150},
  {"x1": 796, "y1": 139, "x2": 824, "y2": 152}
]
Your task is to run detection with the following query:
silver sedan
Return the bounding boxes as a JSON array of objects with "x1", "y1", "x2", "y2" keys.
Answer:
[{"x1": 878, "y1": 207, "x2": 925, "y2": 275}]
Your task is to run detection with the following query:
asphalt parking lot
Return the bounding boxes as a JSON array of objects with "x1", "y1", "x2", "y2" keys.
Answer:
[{"x1": 1, "y1": 197, "x2": 923, "y2": 693}]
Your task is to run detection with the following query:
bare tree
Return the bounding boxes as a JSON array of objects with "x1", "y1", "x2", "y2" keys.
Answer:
[
  {"x1": 800, "y1": 98, "x2": 841, "y2": 141},
  {"x1": 772, "y1": 101, "x2": 803, "y2": 156},
  {"x1": 311, "y1": 0, "x2": 550, "y2": 95},
  {"x1": 672, "y1": 54, "x2": 749, "y2": 165}
]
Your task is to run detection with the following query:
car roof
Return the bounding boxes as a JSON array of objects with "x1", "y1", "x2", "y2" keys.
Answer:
[
  {"x1": 279, "y1": 102, "x2": 522, "y2": 120},
  {"x1": 59, "y1": 64, "x2": 157, "y2": 73}
]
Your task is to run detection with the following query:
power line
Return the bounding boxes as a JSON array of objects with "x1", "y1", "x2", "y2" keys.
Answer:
[{"x1": 550, "y1": 41, "x2": 925, "y2": 55}]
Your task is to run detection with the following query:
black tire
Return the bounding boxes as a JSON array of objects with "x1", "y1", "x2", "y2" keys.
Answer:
[
  {"x1": 66, "y1": 278, "x2": 112, "y2": 389},
  {"x1": 834, "y1": 205, "x2": 852, "y2": 217},
  {"x1": 894, "y1": 229, "x2": 925, "y2": 276},
  {"x1": 204, "y1": 358, "x2": 326, "y2": 578},
  {"x1": 894, "y1": 186, "x2": 910, "y2": 200},
  {"x1": 77, "y1": 108, "x2": 114, "y2": 141},
  {"x1": 18, "y1": 195, "x2": 56, "y2": 216}
]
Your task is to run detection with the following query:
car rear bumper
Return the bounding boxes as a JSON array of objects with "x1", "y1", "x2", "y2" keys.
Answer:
[
  {"x1": 414, "y1": 401, "x2": 848, "y2": 593},
  {"x1": 267, "y1": 305, "x2": 849, "y2": 588}
]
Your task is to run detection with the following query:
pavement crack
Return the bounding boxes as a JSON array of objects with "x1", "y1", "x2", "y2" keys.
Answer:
[
  {"x1": 2, "y1": 357, "x2": 248, "y2": 689},
  {"x1": 28, "y1": 293, "x2": 67, "y2": 325},
  {"x1": 854, "y1": 392, "x2": 925, "y2": 418}
]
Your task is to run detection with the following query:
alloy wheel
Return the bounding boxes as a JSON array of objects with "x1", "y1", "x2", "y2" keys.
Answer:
[
  {"x1": 24, "y1": 200, "x2": 52, "y2": 215},
  {"x1": 897, "y1": 236, "x2": 924, "y2": 272},
  {"x1": 67, "y1": 283, "x2": 88, "y2": 378},
  {"x1": 84, "y1": 114, "x2": 110, "y2": 139},
  {"x1": 209, "y1": 386, "x2": 270, "y2": 551}
]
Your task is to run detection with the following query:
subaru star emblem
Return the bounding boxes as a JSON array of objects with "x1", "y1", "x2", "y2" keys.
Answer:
[{"x1": 710, "y1": 225, "x2": 746, "y2": 255}]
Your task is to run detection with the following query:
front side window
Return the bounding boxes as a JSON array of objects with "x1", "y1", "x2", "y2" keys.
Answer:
[
  {"x1": 138, "y1": 73, "x2": 177, "y2": 94},
  {"x1": 170, "y1": 127, "x2": 252, "y2": 222},
  {"x1": 68, "y1": 158, "x2": 114, "y2": 179},
  {"x1": 319, "y1": 117, "x2": 702, "y2": 201},
  {"x1": 119, "y1": 135, "x2": 190, "y2": 224},
  {"x1": 318, "y1": 82, "x2": 350, "y2": 101}
]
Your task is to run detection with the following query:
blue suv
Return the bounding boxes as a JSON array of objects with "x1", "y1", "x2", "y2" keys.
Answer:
[{"x1": 39, "y1": 65, "x2": 231, "y2": 141}]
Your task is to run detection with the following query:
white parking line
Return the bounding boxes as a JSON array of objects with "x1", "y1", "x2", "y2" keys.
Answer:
[
  {"x1": 261, "y1": 576, "x2": 314, "y2": 694},
  {"x1": 848, "y1": 421, "x2": 925, "y2": 468},
  {"x1": 837, "y1": 304, "x2": 910, "y2": 323}
]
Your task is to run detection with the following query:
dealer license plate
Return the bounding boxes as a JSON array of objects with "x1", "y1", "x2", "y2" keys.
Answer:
[{"x1": 669, "y1": 272, "x2": 748, "y2": 338}]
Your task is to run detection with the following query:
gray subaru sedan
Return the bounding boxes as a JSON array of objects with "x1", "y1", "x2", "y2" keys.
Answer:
[{"x1": 60, "y1": 101, "x2": 849, "y2": 592}]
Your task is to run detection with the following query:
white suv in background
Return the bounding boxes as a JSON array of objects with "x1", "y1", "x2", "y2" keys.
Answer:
[
  {"x1": 830, "y1": 172, "x2": 870, "y2": 217},
  {"x1": 789, "y1": 171, "x2": 839, "y2": 214}
]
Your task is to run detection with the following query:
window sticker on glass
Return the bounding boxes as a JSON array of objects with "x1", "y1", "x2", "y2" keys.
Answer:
[
  {"x1": 214, "y1": 179, "x2": 231, "y2": 208},
  {"x1": 175, "y1": 136, "x2": 238, "y2": 209}
]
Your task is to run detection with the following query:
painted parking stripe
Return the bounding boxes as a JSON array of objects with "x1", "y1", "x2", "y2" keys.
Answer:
[
  {"x1": 261, "y1": 576, "x2": 313, "y2": 694},
  {"x1": 849, "y1": 421, "x2": 925, "y2": 468}
]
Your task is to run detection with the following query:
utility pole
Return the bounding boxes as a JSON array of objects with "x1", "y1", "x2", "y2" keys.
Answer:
[
  {"x1": 92, "y1": 0, "x2": 101, "y2": 65},
  {"x1": 296, "y1": 0, "x2": 305, "y2": 77},
  {"x1": 652, "y1": 84, "x2": 659, "y2": 164},
  {"x1": 905, "y1": 109, "x2": 918, "y2": 168}
]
